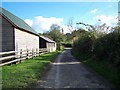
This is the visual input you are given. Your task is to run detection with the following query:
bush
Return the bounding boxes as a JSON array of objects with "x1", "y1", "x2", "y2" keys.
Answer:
[
  {"x1": 72, "y1": 27, "x2": 120, "y2": 67},
  {"x1": 93, "y1": 31, "x2": 120, "y2": 66},
  {"x1": 72, "y1": 27, "x2": 120, "y2": 88},
  {"x1": 57, "y1": 43, "x2": 64, "y2": 51},
  {"x1": 72, "y1": 31, "x2": 95, "y2": 60}
]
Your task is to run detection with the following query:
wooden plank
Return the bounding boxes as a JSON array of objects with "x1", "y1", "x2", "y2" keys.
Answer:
[
  {"x1": 0, "y1": 55, "x2": 15, "y2": 61},
  {"x1": 0, "y1": 51, "x2": 17, "y2": 55},
  {"x1": 0, "y1": 55, "x2": 35, "y2": 66},
  {"x1": 0, "y1": 48, "x2": 48, "y2": 66},
  {"x1": 0, "y1": 58, "x2": 21, "y2": 66}
]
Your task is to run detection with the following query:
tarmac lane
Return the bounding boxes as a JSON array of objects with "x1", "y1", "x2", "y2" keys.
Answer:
[{"x1": 35, "y1": 48, "x2": 115, "y2": 89}]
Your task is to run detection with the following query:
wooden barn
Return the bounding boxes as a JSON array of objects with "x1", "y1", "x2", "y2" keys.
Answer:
[
  {"x1": 0, "y1": 7, "x2": 39, "y2": 52},
  {"x1": 39, "y1": 36, "x2": 56, "y2": 52}
]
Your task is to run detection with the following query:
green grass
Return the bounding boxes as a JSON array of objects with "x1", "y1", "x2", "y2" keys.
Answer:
[
  {"x1": 83, "y1": 58, "x2": 120, "y2": 88},
  {"x1": 2, "y1": 51, "x2": 60, "y2": 89},
  {"x1": 72, "y1": 52, "x2": 120, "y2": 88}
]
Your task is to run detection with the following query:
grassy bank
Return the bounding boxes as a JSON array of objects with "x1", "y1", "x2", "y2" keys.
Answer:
[
  {"x1": 72, "y1": 28, "x2": 120, "y2": 88},
  {"x1": 83, "y1": 57, "x2": 120, "y2": 88},
  {"x1": 2, "y1": 51, "x2": 60, "y2": 89},
  {"x1": 73, "y1": 53, "x2": 120, "y2": 88}
]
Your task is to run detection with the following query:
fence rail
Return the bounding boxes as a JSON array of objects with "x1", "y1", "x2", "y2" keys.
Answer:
[{"x1": 0, "y1": 48, "x2": 48, "y2": 66}]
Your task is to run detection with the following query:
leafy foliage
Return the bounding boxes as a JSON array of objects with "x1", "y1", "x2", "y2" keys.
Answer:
[
  {"x1": 41, "y1": 24, "x2": 66, "y2": 50},
  {"x1": 72, "y1": 26, "x2": 120, "y2": 67},
  {"x1": 72, "y1": 30, "x2": 95, "y2": 60},
  {"x1": 72, "y1": 26, "x2": 120, "y2": 88},
  {"x1": 94, "y1": 29, "x2": 120, "y2": 66}
]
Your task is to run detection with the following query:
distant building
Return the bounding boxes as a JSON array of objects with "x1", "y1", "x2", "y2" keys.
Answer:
[
  {"x1": 39, "y1": 36, "x2": 56, "y2": 52},
  {"x1": 0, "y1": 7, "x2": 39, "y2": 52}
]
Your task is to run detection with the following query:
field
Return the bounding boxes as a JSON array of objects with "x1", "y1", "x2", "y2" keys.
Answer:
[{"x1": 2, "y1": 51, "x2": 60, "y2": 88}]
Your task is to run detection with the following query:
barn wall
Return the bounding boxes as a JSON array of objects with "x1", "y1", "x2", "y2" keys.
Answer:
[
  {"x1": 47, "y1": 43, "x2": 56, "y2": 52},
  {"x1": 39, "y1": 37, "x2": 56, "y2": 52},
  {"x1": 46, "y1": 43, "x2": 50, "y2": 52},
  {"x1": 15, "y1": 28, "x2": 39, "y2": 51},
  {"x1": 1, "y1": 16, "x2": 15, "y2": 52},
  {"x1": 39, "y1": 37, "x2": 46, "y2": 48},
  {"x1": 52, "y1": 43, "x2": 56, "y2": 51}
]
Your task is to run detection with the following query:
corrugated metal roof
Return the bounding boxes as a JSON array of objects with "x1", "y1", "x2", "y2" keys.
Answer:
[
  {"x1": 40, "y1": 36, "x2": 55, "y2": 43},
  {"x1": 0, "y1": 7, "x2": 39, "y2": 36}
]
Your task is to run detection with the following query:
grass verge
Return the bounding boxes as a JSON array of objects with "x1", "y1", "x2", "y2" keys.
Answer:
[
  {"x1": 83, "y1": 58, "x2": 120, "y2": 88},
  {"x1": 2, "y1": 51, "x2": 60, "y2": 89},
  {"x1": 72, "y1": 52, "x2": 120, "y2": 88}
]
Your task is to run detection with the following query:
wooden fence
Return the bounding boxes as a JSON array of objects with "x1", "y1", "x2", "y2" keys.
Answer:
[{"x1": 0, "y1": 48, "x2": 48, "y2": 66}]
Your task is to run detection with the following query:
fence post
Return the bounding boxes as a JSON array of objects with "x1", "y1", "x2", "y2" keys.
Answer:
[
  {"x1": 20, "y1": 49, "x2": 22, "y2": 62},
  {"x1": 36, "y1": 48, "x2": 38, "y2": 57},
  {"x1": 26, "y1": 49, "x2": 29, "y2": 59},
  {"x1": 40, "y1": 49, "x2": 41, "y2": 55},
  {"x1": 32, "y1": 49, "x2": 34, "y2": 58},
  {"x1": 38, "y1": 48, "x2": 40, "y2": 56}
]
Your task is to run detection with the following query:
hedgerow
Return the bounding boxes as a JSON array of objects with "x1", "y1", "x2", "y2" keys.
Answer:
[{"x1": 72, "y1": 26, "x2": 120, "y2": 67}]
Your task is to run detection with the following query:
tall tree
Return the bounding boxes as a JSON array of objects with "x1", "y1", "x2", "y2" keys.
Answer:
[{"x1": 48, "y1": 24, "x2": 65, "y2": 43}]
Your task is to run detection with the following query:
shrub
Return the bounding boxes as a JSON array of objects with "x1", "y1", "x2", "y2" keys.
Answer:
[
  {"x1": 72, "y1": 27, "x2": 120, "y2": 88},
  {"x1": 57, "y1": 43, "x2": 64, "y2": 51},
  {"x1": 93, "y1": 30, "x2": 120, "y2": 67},
  {"x1": 72, "y1": 31, "x2": 95, "y2": 60},
  {"x1": 72, "y1": 27, "x2": 120, "y2": 67}
]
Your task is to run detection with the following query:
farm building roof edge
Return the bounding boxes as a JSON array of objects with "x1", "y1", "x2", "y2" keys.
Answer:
[
  {"x1": 0, "y1": 7, "x2": 39, "y2": 36},
  {"x1": 40, "y1": 35, "x2": 55, "y2": 43}
]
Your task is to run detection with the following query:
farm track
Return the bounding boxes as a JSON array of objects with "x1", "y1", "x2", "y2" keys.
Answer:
[{"x1": 35, "y1": 48, "x2": 115, "y2": 89}]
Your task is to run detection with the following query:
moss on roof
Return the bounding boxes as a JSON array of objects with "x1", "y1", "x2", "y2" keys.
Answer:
[{"x1": 0, "y1": 7, "x2": 38, "y2": 35}]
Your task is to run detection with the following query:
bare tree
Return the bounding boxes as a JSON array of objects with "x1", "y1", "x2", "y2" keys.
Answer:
[{"x1": 67, "y1": 17, "x2": 74, "y2": 33}]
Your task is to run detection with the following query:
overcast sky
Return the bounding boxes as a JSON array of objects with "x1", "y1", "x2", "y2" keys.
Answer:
[{"x1": 1, "y1": 1, "x2": 119, "y2": 33}]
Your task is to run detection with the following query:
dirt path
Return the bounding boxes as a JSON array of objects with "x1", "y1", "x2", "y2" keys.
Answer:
[{"x1": 35, "y1": 48, "x2": 115, "y2": 89}]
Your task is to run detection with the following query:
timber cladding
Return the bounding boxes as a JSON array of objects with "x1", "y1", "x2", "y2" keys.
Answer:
[
  {"x1": 15, "y1": 28, "x2": 39, "y2": 51},
  {"x1": 39, "y1": 36, "x2": 56, "y2": 52},
  {"x1": 1, "y1": 7, "x2": 56, "y2": 53},
  {"x1": 1, "y1": 15, "x2": 15, "y2": 52},
  {"x1": 1, "y1": 15, "x2": 39, "y2": 52},
  {"x1": 1, "y1": 7, "x2": 40, "y2": 52},
  {"x1": 46, "y1": 43, "x2": 56, "y2": 52}
]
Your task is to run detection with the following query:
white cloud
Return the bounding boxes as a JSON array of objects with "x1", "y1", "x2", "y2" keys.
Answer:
[
  {"x1": 61, "y1": 25, "x2": 70, "y2": 34},
  {"x1": 25, "y1": 16, "x2": 63, "y2": 33},
  {"x1": 94, "y1": 15, "x2": 117, "y2": 26},
  {"x1": 24, "y1": 19, "x2": 33, "y2": 27},
  {"x1": 90, "y1": 9, "x2": 98, "y2": 14},
  {"x1": 94, "y1": 15, "x2": 118, "y2": 33}
]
